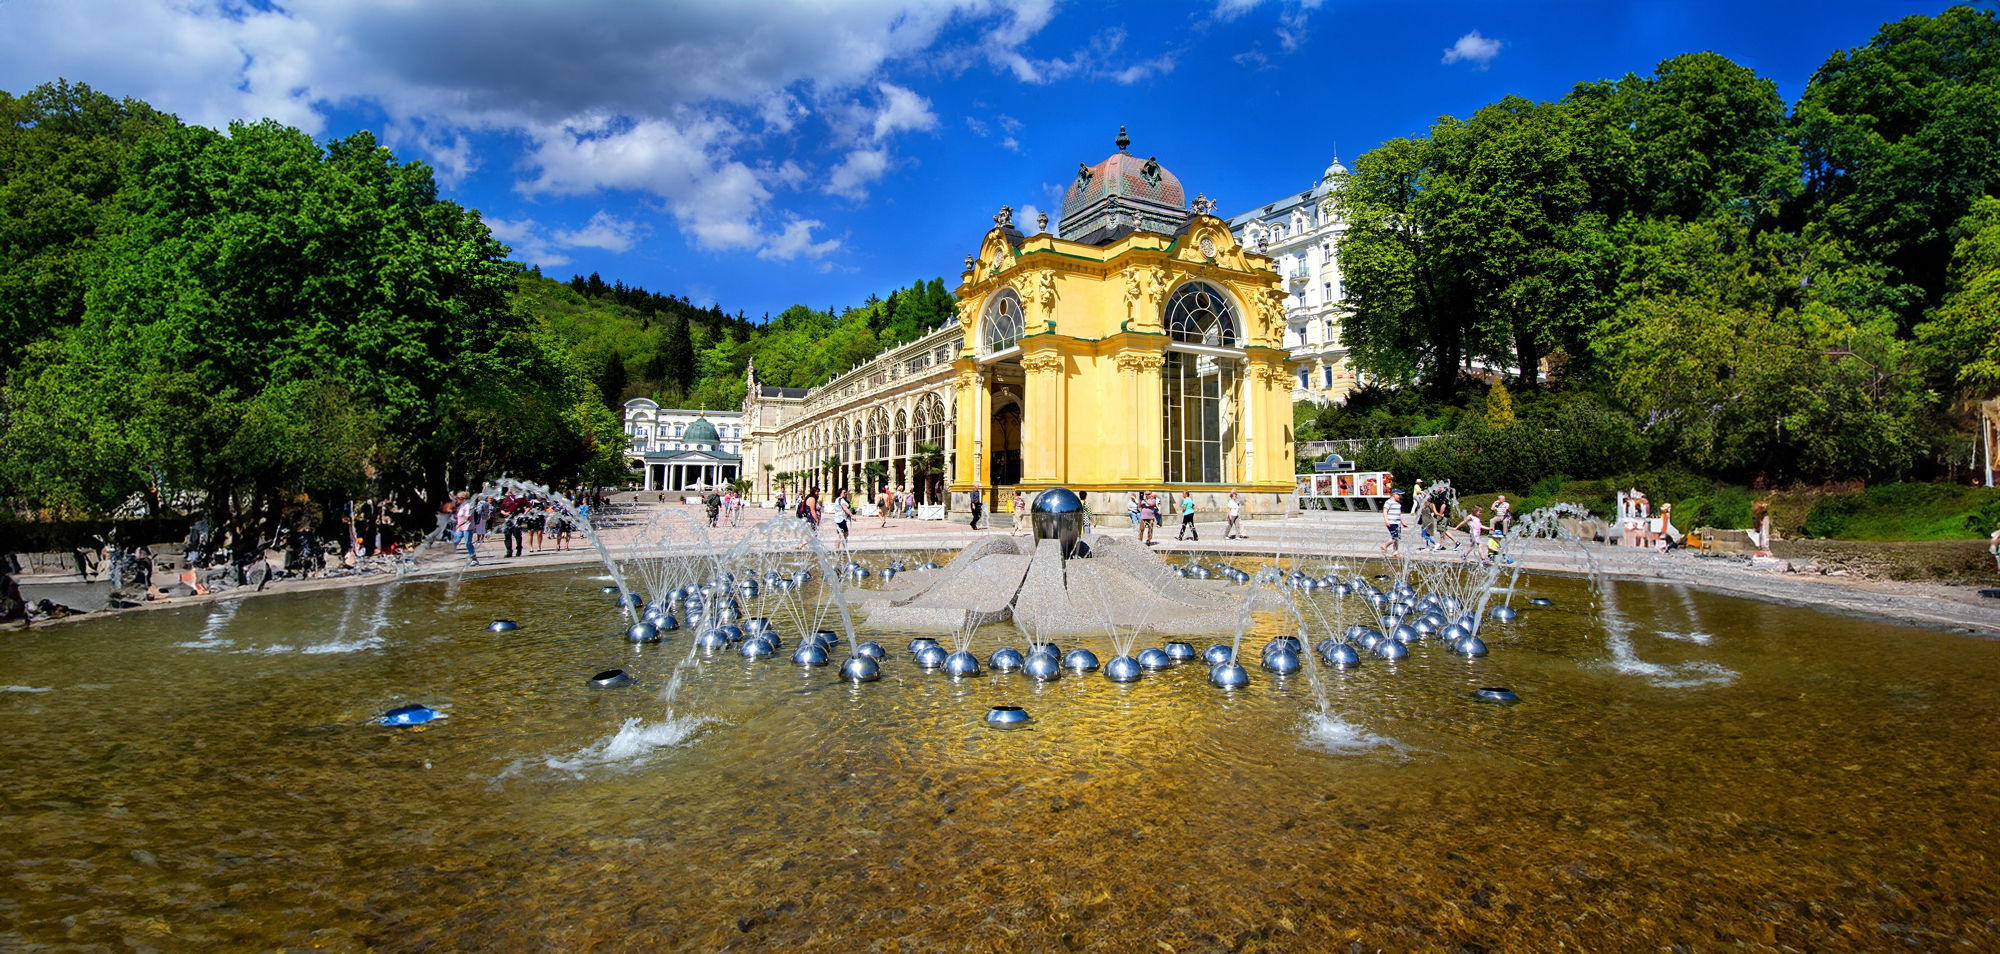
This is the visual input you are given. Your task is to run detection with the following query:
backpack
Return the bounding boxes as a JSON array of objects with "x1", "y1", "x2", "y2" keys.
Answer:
[{"x1": 796, "y1": 499, "x2": 810, "y2": 518}]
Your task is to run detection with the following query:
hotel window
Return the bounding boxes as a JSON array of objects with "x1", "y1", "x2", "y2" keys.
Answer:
[{"x1": 1322, "y1": 365, "x2": 1335, "y2": 388}]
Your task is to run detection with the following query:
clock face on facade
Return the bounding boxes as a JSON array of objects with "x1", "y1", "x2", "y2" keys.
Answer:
[
  {"x1": 1199, "y1": 235, "x2": 1216, "y2": 258},
  {"x1": 991, "y1": 249, "x2": 1007, "y2": 271}
]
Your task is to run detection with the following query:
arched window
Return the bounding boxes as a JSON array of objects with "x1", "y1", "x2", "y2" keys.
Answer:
[
  {"x1": 981, "y1": 288, "x2": 1025, "y2": 355},
  {"x1": 871, "y1": 409, "x2": 890, "y2": 460},
  {"x1": 894, "y1": 409, "x2": 908, "y2": 457},
  {"x1": 923, "y1": 394, "x2": 948, "y2": 446},
  {"x1": 1165, "y1": 281, "x2": 1240, "y2": 347}
]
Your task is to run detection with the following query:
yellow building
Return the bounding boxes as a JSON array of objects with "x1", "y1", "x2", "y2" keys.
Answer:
[{"x1": 950, "y1": 129, "x2": 1296, "y2": 515}]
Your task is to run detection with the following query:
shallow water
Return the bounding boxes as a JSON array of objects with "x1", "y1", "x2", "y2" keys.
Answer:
[{"x1": 4, "y1": 563, "x2": 1999, "y2": 952}]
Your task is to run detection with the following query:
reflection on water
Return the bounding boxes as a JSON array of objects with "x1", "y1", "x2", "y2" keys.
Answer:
[{"x1": 4, "y1": 564, "x2": 2000, "y2": 951}]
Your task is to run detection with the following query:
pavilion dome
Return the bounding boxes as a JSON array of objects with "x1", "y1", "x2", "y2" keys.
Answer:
[
  {"x1": 1056, "y1": 127, "x2": 1191, "y2": 245},
  {"x1": 683, "y1": 416, "x2": 720, "y2": 446}
]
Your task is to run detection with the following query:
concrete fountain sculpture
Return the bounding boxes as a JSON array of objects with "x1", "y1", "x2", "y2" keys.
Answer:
[{"x1": 853, "y1": 487, "x2": 1254, "y2": 636}]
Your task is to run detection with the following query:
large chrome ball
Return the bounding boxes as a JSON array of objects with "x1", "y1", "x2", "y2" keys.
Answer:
[
  {"x1": 1202, "y1": 643, "x2": 1235, "y2": 666},
  {"x1": 814, "y1": 630, "x2": 840, "y2": 650},
  {"x1": 855, "y1": 641, "x2": 886, "y2": 661},
  {"x1": 1137, "y1": 648, "x2": 1173, "y2": 671},
  {"x1": 720, "y1": 624, "x2": 744, "y2": 643},
  {"x1": 792, "y1": 643, "x2": 829, "y2": 667},
  {"x1": 1163, "y1": 641, "x2": 1197, "y2": 664},
  {"x1": 1357, "y1": 629, "x2": 1385, "y2": 651},
  {"x1": 839, "y1": 654, "x2": 880, "y2": 683},
  {"x1": 880, "y1": 567, "x2": 897, "y2": 583},
  {"x1": 589, "y1": 668, "x2": 632, "y2": 689},
  {"x1": 1061, "y1": 648, "x2": 1100, "y2": 673},
  {"x1": 1392, "y1": 624, "x2": 1420, "y2": 644},
  {"x1": 1103, "y1": 655, "x2": 1143, "y2": 682},
  {"x1": 908, "y1": 637, "x2": 940, "y2": 655},
  {"x1": 942, "y1": 650, "x2": 982, "y2": 677},
  {"x1": 1208, "y1": 662, "x2": 1250, "y2": 688},
  {"x1": 1323, "y1": 643, "x2": 1362, "y2": 668},
  {"x1": 739, "y1": 580, "x2": 760, "y2": 598},
  {"x1": 738, "y1": 637, "x2": 776, "y2": 659},
  {"x1": 743, "y1": 617, "x2": 771, "y2": 637},
  {"x1": 694, "y1": 628, "x2": 731, "y2": 650},
  {"x1": 1023, "y1": 651, "x2": 1062, "y2": 681},
  {"x1": 1489, "y1": 604, "x2": 1519, "y2": 622},
  {"x1": 1375, "y1": 639, "x2": 1408, "y2": 661},
  {"x1": 1453, "y1": 635, "x2": 1489, "y2": 657},
  {"x1": 984, "y1": 705, "x2": 1031, "y2": 729},
  {"x1": 1030, "y1": 487, "x2": 1087, "y2": 558},
  {"x1": 625, "y1": 622, "x2": 661, "y2": 644},
  {"x1": 989, "y1": 647, "x2": 1025, "y2": 672},
  {"x1": 1261, "y1": 647, "x2": 1301, "y2": 675},
  {"x1": 915, "y1": 645, "x2": 948, "y2": 669},
  {"x1": 1441, "y1": 623, "x2": 1471, "y2": 643}
]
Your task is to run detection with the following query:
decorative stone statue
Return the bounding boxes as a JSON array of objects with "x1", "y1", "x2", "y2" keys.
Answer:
[
  {"x1": 1036, "y1": 210, "x2": 1049, "y2": 233},
  {"x1": 1192, "y1": 192, "x2": 1217, "y2": 216},
  {"x1": 994, "y1": 205, "x2": 1014, "y2": 230}
]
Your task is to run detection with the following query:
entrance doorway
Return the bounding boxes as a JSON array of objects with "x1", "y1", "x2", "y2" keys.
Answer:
[{"x1": 990, "y1": 402, "x2": 1022, "y2": 487}]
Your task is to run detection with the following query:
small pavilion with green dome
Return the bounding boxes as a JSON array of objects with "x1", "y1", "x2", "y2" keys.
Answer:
[{"x1": 639, "y1": 414, "x2": 741, "y2": 493}]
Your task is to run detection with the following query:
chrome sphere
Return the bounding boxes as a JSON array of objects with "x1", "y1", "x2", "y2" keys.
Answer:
[
  {"x1": 738, "y1": 637, "x2": 776, "y2": 659},
  {"x1": 880, "y1": 567, "x2": 897, "y2": 582},
  {"x1": 654, "y1": 612, "x2": 680, "y2": 632},
  {"x1": 1392, "y1": 623, "x2": 1420, "y2": 644},
  {"x1": 743, "y1": 617, "x2": 770, "y2": 636},
  {"x1": 915, "y1": 645, "x2": 948, "y2": 669},
  {"x1": 739, "y1": 580, "x2": 760, "y2": 598},
  {"x1": 1202, "y1": 643, "x2": 1235, "y2": 666},
  {"x1": 720, "y1": 624, "x2": 745, "y2": 643},
  {"x1": 694, "y1": 628, "x2": 731, "y2": 649},
  {"x1": 1023, "y1": 651, "x2": 1062, "y2": 681},
  {"x1": 1103, "y1": 655, "x2": 1143, "y2": 682},
  {"x1": 488, "y1": 619, "x2": 519, "y2": 633},
  {"x1": 1261, "y1": 647, "x2": 1302, "y2": 675},
  {"x1": 943, "y1": 650, "x2": 982, "y2": 677},
  {"x1": 1489, "y1": 604, "x2": 1519, "y2": 622},
  {"x1": 1411, "y1": 615, "x2": 1438, "y2": 636},
  {"x1": 667, "y1": 587, "x2": 687, "y2": 603},
  {"x1": 625, "y1": 622, "x2": 661, "y2": 644},
  {"x1": 622, "y1": 593, "x2": 645, "y2": 608},
  {"x1": 1357, "y1": 629, "x2": 1385, "y2": 651},
  {"x1": 792, "y1": 643, "x2": 830, "y2": 667},
  {"x1": 1375, "y1": 638, "x2": 1409, "y2": 661},
  {"x1": 1137, "y1": 648, "x2": 1173, "y2": 671},
  {"x1": 989, "y1": 647, "x2": 1025, "y2": 672},
  {"x1": 1474, "y1": 687, "x2": 1519, "y2": 703},
  {"x1": 1343, "y1": 623, "x2": 1368, "y2": 641},
  {"x1": 814, "y1": 630, "x2": 840, "y2": 649},
  {"x1": 855, "y1": 641, "x2": 886, "y2": 661},
  {"x1": 589, "y1": 668, "x2": 632, "y2": 689},
  {"x1": 1208, "y1": 662, "x2": 1250, "y2": 688},
  {"x1": 985, "y1": 705, "x2": 1032, "y2": 729},
  {"x1": 1163, "y1": 641, "x2": 1197, "y2": 663},
  {"x1": 716, "y1": 603, "x2": 742, "y2": 623},
  {"x1": 1030, "y1": 487, "x2": 1087, "y2": 558},
  {"x1": 600, "y1": 585, "x2": 619, "y2": 595},
  {"x1": 1061, "y1": 648, "x2": 1100, "y2": 673},
  {"x1": 1322, "y1": 643, "x2": 1362, "y2": 668},
  {"x1": 1441, "y1": 623, "x2": 1471, "y2": 643},
  {"x1": 1453, "y1": 635, "x2": 1489, "y2": 657},
  {"x1": 908, "y1": 637, "x2": 940, "y2": 655},
  {"x1": 1529, "y1": 597, "x2": 1553, "y2": 607},
  {"x1": 849, "y1": 566, "x2": 871, "y2": 581},
  {"x1": 839, "y1": 654, "x2": 880, "y2": 683}
]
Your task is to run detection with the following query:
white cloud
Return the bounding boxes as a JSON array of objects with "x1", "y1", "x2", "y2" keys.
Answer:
[
  {"x1": 869, "y1": 82, "x2": 937, "y2": 140},
  {"x1": 826, "y1": 149, "x2": 892, "y2": 200},
  {"x1": 1110, "y1": 53, "x2": 1176, "y2": 85},
  {"x1": 1018, "y1": 204, "x2": 1046, "y2": 233},
  {"x1": 758, "y1": 217, "x2": 842, "y2": 261},
  {"x1": 1212, "y1": 0, "x2": 1264, "y2": 22},
  {"x1": 553, "y1": 211, "x2": 644, "y2": 252},
  {"x1": 485, "y1": 216, "x2": 571, "y2": 267},
  {"x1": 1442, "y1": 30, "x2": 1502, "y2": 68}
]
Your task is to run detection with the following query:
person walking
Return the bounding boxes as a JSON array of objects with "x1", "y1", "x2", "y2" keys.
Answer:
[
  {"x1": 879, "y1": 485, "x2": 893, "y2": 529},
  {"x1": 1224, "y1": 490, "x2": 1245, "y2": 539},
  {"x1": 1176, "y1": 492, "x2": 1199, "y2": 541},
  {"x1": 1139, "y1": 491, "x2": 1160, "y2": 546},
  {"x1": 1453, "y1": 505, "x2": 1487, "y2": 563},
  {"x1": 831, "y1": 492, "x2": 853, "y2": 546},
  {"x1": 454, "y1": 492, "x2": 480, "y2": 566},
  {"x1": 1378, "y1": 489, "x2": 1405, "y2": 559},
  {"x1": 969, "y1": 487, "x2": 985, "y2": 530},
  {"x1": 1013, "y1": 490, "x2": 1029, "y2": 536},
  {"x1": 1990, "y1": 525, "x2": 2000, "y2": 573},
  {"x1": 502, "y1": 505, "x2": 524, "y2": 558},
  {"x1": 1127, "y1": 492, "x2": 1142, "y2": 533}
]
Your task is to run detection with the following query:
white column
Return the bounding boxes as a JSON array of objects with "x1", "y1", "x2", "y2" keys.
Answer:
[{"x1": 642, "y1": 462, "x2": 652, "y2": 492}]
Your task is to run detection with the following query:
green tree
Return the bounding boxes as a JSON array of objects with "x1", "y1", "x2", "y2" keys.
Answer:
[
  {"x1": 1795, "y1": 6, "x2": 2000, "y2": 320},
  {"x1": 1485, "y1": 380, "x2": 1515, "y2": 427},
  {"x1": 598, "y1": 347, "x2": 628, "y2": 411}
]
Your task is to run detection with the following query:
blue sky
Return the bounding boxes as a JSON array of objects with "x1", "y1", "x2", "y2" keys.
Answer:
[{"x1": 0, "y1": 0, "x2": 1953, "y2": 320}]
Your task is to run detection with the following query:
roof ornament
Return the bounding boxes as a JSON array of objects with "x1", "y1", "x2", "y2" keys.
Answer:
[
  {"x1": 964, "y1": 252, "x2": 975, "y2": 270},
  {"x1": 1075, "y1": 162, "x2": 1093, "y2": 189},
  {"x1": 1141, "y1": 156, "x2": 1162, "y2": 187},
  {"x1": 1036, "y1": 210, "x2": 1049, "y2": 233},
  {"x1": 1115, "y1": 125, "x2": 1130, "y2": 153},
  {"x1": 1192, "y1": 193, "x2": 1217, "y2": 216},
  {"x1": 994, "y1": 205, "x2": 1014, "y2": 230}
]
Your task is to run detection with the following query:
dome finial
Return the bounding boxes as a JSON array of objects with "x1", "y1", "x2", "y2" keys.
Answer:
[{"x1": 1115, "y1": 126, "x2": 1130, "y2": 153}]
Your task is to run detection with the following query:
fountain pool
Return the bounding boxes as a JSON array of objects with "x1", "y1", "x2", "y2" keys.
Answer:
[{"x1": 4, "y1": 561, "x2": 1999, "y2": 951}]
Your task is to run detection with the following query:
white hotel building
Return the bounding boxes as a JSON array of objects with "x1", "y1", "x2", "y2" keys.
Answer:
[{"x1": 1226, "y1": 157, "x2": 1356, "y2": 405}]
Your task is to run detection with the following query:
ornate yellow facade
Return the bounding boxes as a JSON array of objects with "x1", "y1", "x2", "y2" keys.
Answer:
[{"x1": 948, "y1": 133, "x2": 1295, "y2": 513}]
